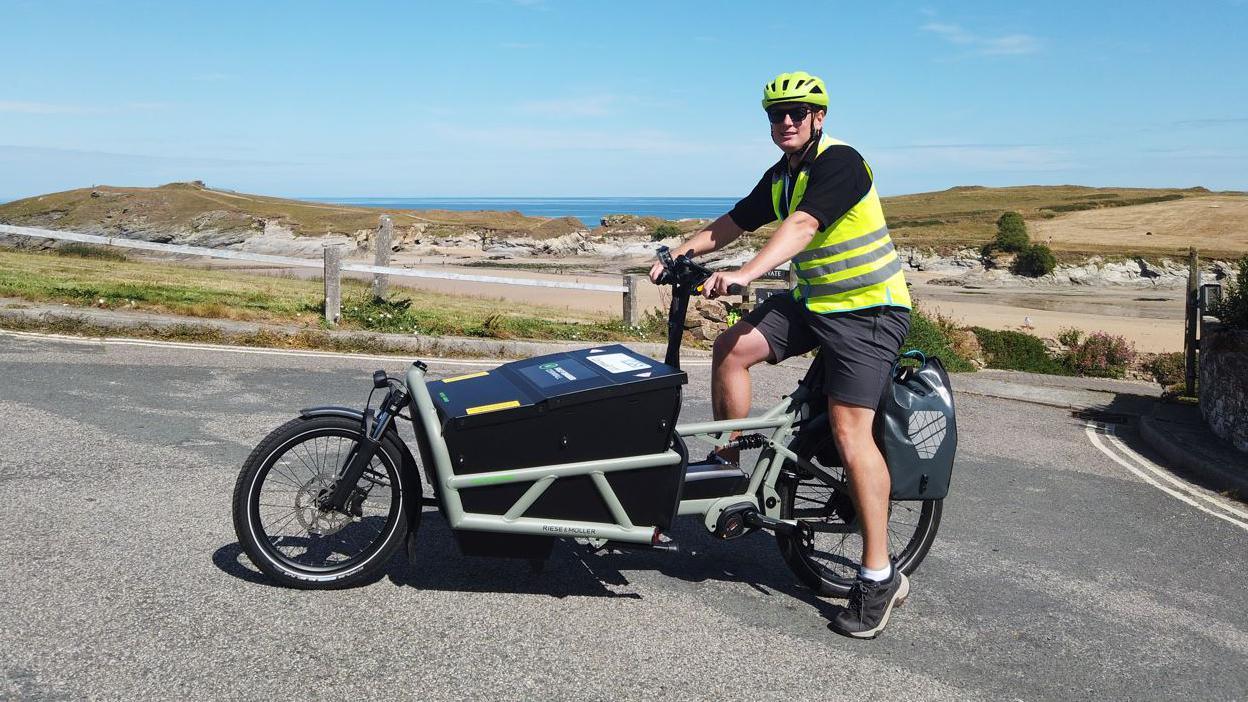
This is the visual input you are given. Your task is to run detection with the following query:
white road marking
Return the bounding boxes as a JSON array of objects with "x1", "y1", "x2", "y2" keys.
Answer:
[
  {"x1": 1104, "y1": 426, "x2": 1248, "y2": 520},
  {"x1": 1085, "y1": 422, "x2": 1248, "y2": 532},
  {"x1": 0, "y1": 328, "x2": 713, "y2": 367}
]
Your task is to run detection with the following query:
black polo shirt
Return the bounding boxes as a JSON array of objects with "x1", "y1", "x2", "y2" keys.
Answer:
[{"x1": 728, "y1": 139, "x2": 873, "y2": 232}]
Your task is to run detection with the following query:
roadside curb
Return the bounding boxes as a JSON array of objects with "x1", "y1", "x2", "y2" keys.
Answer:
[
  {"x1": 1138, "y1": 412, "x2": 1248, "y2": 498},
  {"x1": 0, "y1": 301, "x2": 709, "y2": 361}
]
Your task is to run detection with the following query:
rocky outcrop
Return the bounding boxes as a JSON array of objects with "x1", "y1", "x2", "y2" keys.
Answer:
[
  {"x1": 684, "y1": 298, "x2": 731, "y2": 342},
  {"x1": 917, "y1": 250, "x2": 1235, "y2": 290},
  {"x1": 1199, "y1": 327, "x2": 1248, "y2": 453}
]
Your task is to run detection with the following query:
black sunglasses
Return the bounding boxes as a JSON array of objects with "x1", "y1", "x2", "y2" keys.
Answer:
[{"x1": 766, "y1": 104, "x2": 813, "y2": 124}]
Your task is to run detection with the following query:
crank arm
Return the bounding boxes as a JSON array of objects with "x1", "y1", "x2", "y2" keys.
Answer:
[{"x1": 742, "y1": 511, "x2": 802, "y2": 537}]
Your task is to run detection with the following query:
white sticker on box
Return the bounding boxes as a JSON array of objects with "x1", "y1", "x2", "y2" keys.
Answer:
[{"x1": 586, "y1": 352, "x2": 651, "y2": 374}]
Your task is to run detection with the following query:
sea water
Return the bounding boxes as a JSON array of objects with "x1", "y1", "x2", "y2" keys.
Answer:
[{"x1": 309, "y1": 197, "x2": 738, "y2": 228}]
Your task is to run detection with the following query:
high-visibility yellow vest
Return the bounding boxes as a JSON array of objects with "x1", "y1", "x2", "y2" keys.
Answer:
[{"x1": 772, "y1": 135, "x2": 911, "y2": 313}]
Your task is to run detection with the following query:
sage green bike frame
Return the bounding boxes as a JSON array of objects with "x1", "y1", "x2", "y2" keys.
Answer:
[{"x1": 405, "y1": 363, "x2": 829, "y2": 545}]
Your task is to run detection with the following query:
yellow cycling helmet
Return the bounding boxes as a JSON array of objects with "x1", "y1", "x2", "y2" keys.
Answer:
[{"x1": 761, "y1": 71, "x2": 829, "y2": 109}]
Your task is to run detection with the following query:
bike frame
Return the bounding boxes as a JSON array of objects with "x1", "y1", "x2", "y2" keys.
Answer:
[{"x1": 403, "y1": 362, "x2": 834, "y2": 545}]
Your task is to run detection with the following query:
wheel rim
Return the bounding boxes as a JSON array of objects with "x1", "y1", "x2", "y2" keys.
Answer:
[
  {"x1": 249, "y1": 430, "x2": 402, "y2": 575},
  {"x1": 783, "y1": 460, "x2": 937, "y2": 587}
]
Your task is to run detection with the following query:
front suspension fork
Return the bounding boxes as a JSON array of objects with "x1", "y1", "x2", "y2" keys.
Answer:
[{"x1": 320, "y1": 383, "x2": 409, "y2": 513}]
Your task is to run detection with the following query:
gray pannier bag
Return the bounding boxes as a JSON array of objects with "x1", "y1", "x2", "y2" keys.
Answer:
[{"x1": 876, "y1": 351, "x2": 958, "y2": 500}]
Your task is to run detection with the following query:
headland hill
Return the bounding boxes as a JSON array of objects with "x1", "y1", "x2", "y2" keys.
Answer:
[{"x1": 2, "y1": 180, "x2": 1245, "y2": 353}]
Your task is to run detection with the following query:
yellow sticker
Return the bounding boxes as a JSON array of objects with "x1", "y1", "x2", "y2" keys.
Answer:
[
  {"x1": 443, "y1": 371, "x2": 488, "y2": 383},
  {"x1": 465, "y1": 400, "x2": 521, "y2": 415}
]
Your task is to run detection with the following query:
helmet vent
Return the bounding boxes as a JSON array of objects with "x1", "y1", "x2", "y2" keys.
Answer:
[
  {"x1": 781, "y1": 79, "x2": 790, "y2": 90},
  {"x1": 810, "y1": 85, "x2": 824, "y2": 94}
]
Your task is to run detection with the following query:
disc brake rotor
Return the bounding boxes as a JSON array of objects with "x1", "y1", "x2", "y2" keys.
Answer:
[{"x1": 294, "y1": 478, "x2": 352, "y2": 536}]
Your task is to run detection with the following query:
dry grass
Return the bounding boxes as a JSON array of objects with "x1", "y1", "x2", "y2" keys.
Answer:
[
  {"x1": 0, "y1": 181, "x2": 575, "y2": 239},
  {"x1": 5, "y1": 181, "x2": 1245, "y2": 261}
]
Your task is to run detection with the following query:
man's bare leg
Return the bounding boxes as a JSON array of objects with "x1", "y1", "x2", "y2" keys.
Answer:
[
  {"x1": 828, "y1": 400, "x2": 891, "y2": 571},
  {"x1": 710, "y1": 322, "x2": 772, "y2": 463}
]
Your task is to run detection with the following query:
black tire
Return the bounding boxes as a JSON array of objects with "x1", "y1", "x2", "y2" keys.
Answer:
[
  {"x1": 231, "y1": 415, "x2": 414, "y2": 589},
  {"x1": 775, "y1": 446, "x2": 942, "y2": 597}
]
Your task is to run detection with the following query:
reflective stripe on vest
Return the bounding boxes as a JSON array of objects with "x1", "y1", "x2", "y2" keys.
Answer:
[{"x1": 772, "y1": 135, "x2": 911, "y2": 314}]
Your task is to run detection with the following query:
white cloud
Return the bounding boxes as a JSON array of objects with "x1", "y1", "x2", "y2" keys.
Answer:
[
  {"x1": 872, "y1": 142, "x2": 1076, "y2": 173},
  {"x1": 921, "y1": 21, "x2": 1041, "y2": 56},
  {"x1": 0, "y1": 101, "x2": 93, "y2": 114},
  {"x1": 0, "y1": 101, "x2": 167, "y2": 115},
  {"x1": 512, "y1": 95, "x2": 619, "y2": 118}
]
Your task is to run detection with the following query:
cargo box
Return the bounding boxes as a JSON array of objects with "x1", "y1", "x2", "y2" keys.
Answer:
[{"x1": 426, "y1": 345, "x2": 688, "y2": 556}]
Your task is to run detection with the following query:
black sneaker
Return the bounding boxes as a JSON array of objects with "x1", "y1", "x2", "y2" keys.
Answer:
[{"x1": 830, "y1": 569, "x2": 910, "y2": 639}]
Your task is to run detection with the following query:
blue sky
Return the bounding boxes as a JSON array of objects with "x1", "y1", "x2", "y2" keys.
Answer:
[{"x1": 2, "y1": 0, "x2": 1246, "y2": 200}]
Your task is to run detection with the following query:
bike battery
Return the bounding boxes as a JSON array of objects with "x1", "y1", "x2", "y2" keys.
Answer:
[{"x1": 427, "y1": 344, "x2": 688, "y2": 538}]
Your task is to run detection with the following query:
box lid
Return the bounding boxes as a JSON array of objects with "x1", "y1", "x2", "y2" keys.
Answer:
[{"x1": 428, "y1": 344, "x2": 685, "y2": 429}]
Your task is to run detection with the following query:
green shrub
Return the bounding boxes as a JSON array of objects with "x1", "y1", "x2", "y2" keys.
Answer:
[
  {"x1": 971, "y1": 327, "x2": 1070, "y2": 374},
  {"x1": 1012, "y1": 243, "x2": 1057, "y2": 277},
  {"x1": 993, "y1": 211, "x2": 1030, "y2": 252},
  {"x1": 902, "y1": 308, "x2": 976, "y2": 372},
  {"x1": 1056, "y1": 327, "x2": 1082, "y2": 347},
  {"x1": 1209, "y1": 255, "x2": 1248, "y2": 330},
  {"x1": 650, "y1": 223, "x2": 681, "y2": 241},
  {"x1": 1145, "y1": 352, "x2": 1185, "y2": 387},
  {"x1": 1062, "y1": 331, "x2": 1136, "y2": 378}
]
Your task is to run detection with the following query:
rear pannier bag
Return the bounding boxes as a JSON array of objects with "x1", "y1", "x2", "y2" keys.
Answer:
[{"x1": 876, "y1": 351, "x2": 958, "y2": 500}]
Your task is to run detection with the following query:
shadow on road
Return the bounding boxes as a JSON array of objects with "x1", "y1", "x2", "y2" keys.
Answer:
[
  {"x1": 211, "y1": 542, "x2": 284, "y2": 587},
  {"x1": 211, "y1": 512, "x2": 842, "y2": 620}
]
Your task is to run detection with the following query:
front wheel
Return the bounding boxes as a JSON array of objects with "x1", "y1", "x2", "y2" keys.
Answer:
[
  {"x1": 231, "y1": 415, "x2": 413, "y2": 589},
  {"x1": 775, "y1": 461, "x2": 942, "y2": 597}
]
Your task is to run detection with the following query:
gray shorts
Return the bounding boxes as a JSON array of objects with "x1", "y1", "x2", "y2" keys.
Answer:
[{"x1": 743, "y1": 292, "x2": 910, "y2": 409}]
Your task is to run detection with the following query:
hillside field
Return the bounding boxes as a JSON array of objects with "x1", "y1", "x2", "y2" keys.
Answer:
[{"x1": 2, "y1": 181, "x2": 1245, "y2": 260}]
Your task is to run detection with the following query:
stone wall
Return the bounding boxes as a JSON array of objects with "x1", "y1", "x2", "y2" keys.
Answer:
[{"x1": 1199, "y1": 327, "x2": 1248, "y2": 453}]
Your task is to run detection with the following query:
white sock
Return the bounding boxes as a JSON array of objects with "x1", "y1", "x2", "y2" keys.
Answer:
[{"x1": 859, "y1": 563, "x2": 892, "y2": 582}]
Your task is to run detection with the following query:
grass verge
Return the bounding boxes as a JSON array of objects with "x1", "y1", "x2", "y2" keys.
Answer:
[
  {"x1": 0, "y1": 246, "x2": 667, "y2": 343},
  {"x1": 0, "y1": 315, "x2": 517, "y2": 358},
  {"x1": 903, "y1": 308, "x2": 977, "y2": 372}
]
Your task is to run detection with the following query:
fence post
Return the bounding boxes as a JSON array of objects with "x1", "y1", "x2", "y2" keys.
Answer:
[
  {"x1": 1184, "y1": 247, "x2": 1199, "y2": 396},
  {"x1": 324, "y1": 245, "x2": 343, "y2": 327},
  {"x1": 622, "y1": 274, "x2": 640, "y2": 327},
  {"x1": 373, "y1": 215, "x2": 392, "y2": 301}
]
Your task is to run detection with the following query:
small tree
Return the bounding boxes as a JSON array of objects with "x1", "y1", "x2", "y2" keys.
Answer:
[
  {"x1": 651, "y1": 223, "x2": 681, "y2": 241},
  {"x1": 1209, "y1": 255, "x2": 1248, "y2": 330},
  {"x1": 1012, "y1": 243, "x2": 1056, "y2": 277},
  {"x1": 994, "y1": 211, "x2": 1030, "y2": 252}
]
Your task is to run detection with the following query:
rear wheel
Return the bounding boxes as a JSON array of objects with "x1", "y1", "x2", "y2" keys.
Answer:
[
  {"x1": 231, "y1": 416, "x2": 413, "y2": 589},
  {"x1": 775, "y1": 442, "x2": 942, "y2": 597}
]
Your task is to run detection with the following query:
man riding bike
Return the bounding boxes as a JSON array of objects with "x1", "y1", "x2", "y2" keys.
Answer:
[{"x1": 648, "y1": 71, "x2": 912, "y2": 639}]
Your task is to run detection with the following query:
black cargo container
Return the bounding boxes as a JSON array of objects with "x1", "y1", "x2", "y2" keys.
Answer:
[{"x1": 427, "y1": 345, "x2": 688, "y2": 557}]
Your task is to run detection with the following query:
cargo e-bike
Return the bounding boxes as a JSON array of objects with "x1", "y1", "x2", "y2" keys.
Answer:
[{"x1": 231, "y1": 248, "x2": 954, "y2": 595}]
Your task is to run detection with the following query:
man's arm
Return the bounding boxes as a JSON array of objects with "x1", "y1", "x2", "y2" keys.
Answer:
[
  {"x1": 648, "y1": 214, "x2": 745, "y2": 283},
  {"x1": 668, "y1": 213, "x2": 746, "y2": 258},
  {"x1": 702, "y1": 211, "x2": 818, "y2": 297}
]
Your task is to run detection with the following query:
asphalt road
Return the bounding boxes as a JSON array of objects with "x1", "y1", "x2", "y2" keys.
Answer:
[{"x1": 1, "y1": 332, "x2": 1245, "y2": 701}]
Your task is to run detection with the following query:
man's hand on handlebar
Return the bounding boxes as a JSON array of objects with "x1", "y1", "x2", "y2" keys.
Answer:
[
  {"x1": 701, "y1": 270, "x2": 753, "y2": 299},
  {"x1": 647, "y1": 259, "x2": 669, "y2": 285}
]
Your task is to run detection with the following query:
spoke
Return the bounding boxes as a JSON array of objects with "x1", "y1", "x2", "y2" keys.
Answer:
[
  {"x1": 267, "y1": 462, "x2": 306, "y2": 490},
  {"x1": 292, "y1": 442, "x2": 321, "y2": 477},
  {"x1": 264, "y1": 510, "x2": 305, "y2": 540}
]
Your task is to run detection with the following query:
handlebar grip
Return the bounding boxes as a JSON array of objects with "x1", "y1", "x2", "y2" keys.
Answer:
[{"x1": 726, "y1": 284, "x2": 747, "y2": 295}]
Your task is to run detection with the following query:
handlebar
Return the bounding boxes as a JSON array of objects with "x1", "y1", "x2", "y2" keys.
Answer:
[
  {"x1": 653, "y1": 246, "x2": 747, "y2": 296},
  {"x1": 653, "y1": 246, "x2": 750, "y2": 369}
]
